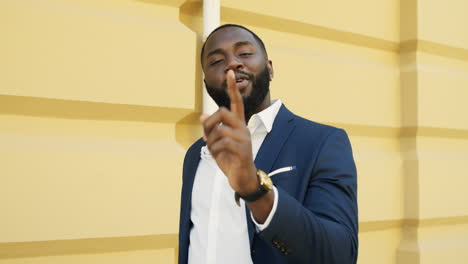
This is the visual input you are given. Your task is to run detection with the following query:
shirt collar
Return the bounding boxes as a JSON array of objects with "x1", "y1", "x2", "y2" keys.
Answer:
[{"x1": 247, "y1": 99, "x2": 282, "y2": 133}]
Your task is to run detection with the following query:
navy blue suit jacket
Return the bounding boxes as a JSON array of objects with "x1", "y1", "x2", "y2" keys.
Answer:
[{"x1": 178, "y1": 105, "x2": 358, "y2": 264}]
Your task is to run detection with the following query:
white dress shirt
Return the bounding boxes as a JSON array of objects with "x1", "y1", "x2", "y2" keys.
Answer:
[{"x1": 188, "y1": 99, "x2": 282, "y2": 264}]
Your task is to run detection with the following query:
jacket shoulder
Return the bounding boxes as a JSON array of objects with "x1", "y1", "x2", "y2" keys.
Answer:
[
  {"x1": 183, "y1": 138, "x2": 204, "y2": 163},
  {"x1": 291, "y1": 113, "x2": 346, "y2": 140}
]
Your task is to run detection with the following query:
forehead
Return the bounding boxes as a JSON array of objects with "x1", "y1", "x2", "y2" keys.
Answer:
[{"x1": 204, "y1": 27, "x2": 259, "y2": 55}]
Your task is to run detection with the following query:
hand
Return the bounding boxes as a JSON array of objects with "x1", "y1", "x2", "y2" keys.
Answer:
[{"x1": 201, "y1": 70, "x2": 258, "y2": 195}]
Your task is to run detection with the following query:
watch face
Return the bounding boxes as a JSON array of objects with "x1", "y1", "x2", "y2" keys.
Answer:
[
  {"x1": 263, "y1": 177, "x2": 273, "y2": 190},
  {"x1": 238, "y1": 170, "x2": 273, "y2": 203},
  {"x1": 258, "y1": 170, "x2": 273, "y2": 190}
]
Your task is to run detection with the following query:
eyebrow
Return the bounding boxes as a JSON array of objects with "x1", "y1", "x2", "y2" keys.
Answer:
[
  {"x1": 234, "y1": 41, "x2": 255, "y2": 48},
  {"x1": 206, "y1": 48, "x2": 223, "y2": 58},
  {"x1": 206, "y1": 41, "x2": 256, "y2": 58}
]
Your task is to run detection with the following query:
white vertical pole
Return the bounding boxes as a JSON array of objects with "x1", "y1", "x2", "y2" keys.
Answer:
[{"x1": 202, "y1": 0, "x2": 220, "y2": 115}]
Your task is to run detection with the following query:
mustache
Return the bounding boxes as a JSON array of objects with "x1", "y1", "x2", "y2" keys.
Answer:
[{"x1": 221, "y1": 70, "x2": 254, "y2": 89}]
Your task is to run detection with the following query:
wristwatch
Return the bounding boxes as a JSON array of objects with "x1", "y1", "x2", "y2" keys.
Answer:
[{"x1": 235, "y1": 169, "x2": 273, "y2": 206}]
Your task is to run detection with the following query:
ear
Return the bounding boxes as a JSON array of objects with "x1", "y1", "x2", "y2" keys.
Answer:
[{"x1": 267, "y1": 60, "x2": 274, "y2": 80}]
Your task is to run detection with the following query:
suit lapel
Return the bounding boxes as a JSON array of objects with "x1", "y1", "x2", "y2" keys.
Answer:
[
  {"x1": 247, "y1": 105, "x2": 296, "y2": 245},
  {"x1": 254, "y1": 105, "x2": 296, "y2": 173}
]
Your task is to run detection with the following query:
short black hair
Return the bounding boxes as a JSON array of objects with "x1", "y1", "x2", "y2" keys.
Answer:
[{"x1": 200, "y1": 24, "x2": 268, "y2": 64}]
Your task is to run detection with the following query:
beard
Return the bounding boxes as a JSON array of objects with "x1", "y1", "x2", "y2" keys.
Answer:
[{"x1": 205, "y1": 66, "x2": 270, "y2": 120}]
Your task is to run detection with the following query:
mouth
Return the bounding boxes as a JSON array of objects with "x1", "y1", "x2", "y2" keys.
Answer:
[{"x1": 235, "y1": 75, "x2": 250, "y2": 91}]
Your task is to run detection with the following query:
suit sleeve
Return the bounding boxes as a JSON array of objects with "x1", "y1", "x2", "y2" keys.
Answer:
[{"x1": 257, "y1": 129, "x2": 358, "y2": 264}]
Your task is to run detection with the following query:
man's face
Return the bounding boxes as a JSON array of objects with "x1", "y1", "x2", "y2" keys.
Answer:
[{"x1": 202, "y1": 27, "x2": 273, "y2": 118}]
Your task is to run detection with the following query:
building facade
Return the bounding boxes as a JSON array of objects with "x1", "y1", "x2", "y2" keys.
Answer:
[{"x1": 1, "y1": 0, "x2": 468, "y2": 263}]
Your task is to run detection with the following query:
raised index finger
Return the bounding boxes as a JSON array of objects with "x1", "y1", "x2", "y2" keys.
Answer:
[{"x1": 226, "y1": 69, "x2": 245, "y2": 122}]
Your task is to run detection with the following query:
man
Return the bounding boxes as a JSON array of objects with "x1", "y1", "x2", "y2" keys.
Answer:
[{"x1": 178, "y1": 24, "x2": 358, "y2": 264}]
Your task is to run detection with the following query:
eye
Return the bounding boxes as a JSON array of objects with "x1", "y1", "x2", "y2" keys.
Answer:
[
  {"x1": 239, "y1": 52, "x2": 253, "y2": 57},
  {"x1": 210, "y1": 59, "x2": 223, "y2": 66}
]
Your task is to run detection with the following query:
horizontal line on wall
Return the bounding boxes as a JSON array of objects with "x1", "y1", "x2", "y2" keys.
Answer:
[
  {"x1": 325, "y1": 122, "x2": 400, "y2": 138},
  {"x1": 360, "y1": 215, "x2": 468, "y2": 233},
  {"x1": 220, "y1": 7, "x2": 468, "y2": 62},
  {"x1": 329, "y1": 123, "x2": 468, "y2": 139},
  {"x1": 401, "y1": 40, "x2": 468, "y2": 62},
  {"x1": 221, "y1": 7, "x2": 399, "y2": 52},
  {"x1": 327, "y1": 123, "x2": 468, "y2": 139},
  {"x1": 138, "y1": 0, "x2": 186, "y2": 8},
  {"x1": 360, "y1": 219, "x2": 403, "y2": 232},
  {"x1": 1, "y1": 216, "x2": 467, "y2": 258},
  {"x1": 0, "y1": 234, "x2": 177, "y2": 259},
  {"x1": 2, "y1": 95, "x2": 467, "y2": 140},
  {"x1": 405, "y1": 215, "x2": 468, "y2": 228},
  {"x1": 0, "y1": 94, "x2": 197, "y2": 124},
  {"x1": 402, "y1": 126, "x2": 468, "y2": 139}
]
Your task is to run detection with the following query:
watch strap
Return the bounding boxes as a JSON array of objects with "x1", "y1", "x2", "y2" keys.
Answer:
[{"x1": 234, "y1": 170, "x2": 272, "y2": 206}]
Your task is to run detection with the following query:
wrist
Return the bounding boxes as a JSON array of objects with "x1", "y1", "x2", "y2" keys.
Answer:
[
  {"x1": 234, "y1": 169, "x2": 273, "y2": 206},
  {"x1": 236, "y1": 167, "x2": 260, "y2": 196}
]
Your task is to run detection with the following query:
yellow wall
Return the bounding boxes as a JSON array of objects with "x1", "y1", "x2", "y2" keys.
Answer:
[{"x1": 1, "y1": 0, "x2": 467, "y2": 263}]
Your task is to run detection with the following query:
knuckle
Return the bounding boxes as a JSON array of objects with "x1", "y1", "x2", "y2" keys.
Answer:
[
  {"x1": 241, "y1": 134, "x2": 250, "y2": 143},
  {"x1": 211, "y1": 124, "x2": 220, "y2": 135},
  {"x1": 222, "y1": 137, "x2": 231, "y2": 145},
  {"x1": 210, "y1": 142, "x2": 220, "y2": 153},
  {"x1": 223, "y1": 138, "x2": 235, "y2": 149},
  {"x1": 219, "y1": 107, "x2": 228, "y2": 114},
  {"x1": 218, "y1": 125, "x2": 230, "y2": 136},
  {"x1": 214, "y1": 125, "x2": 226, "y2": 137}
]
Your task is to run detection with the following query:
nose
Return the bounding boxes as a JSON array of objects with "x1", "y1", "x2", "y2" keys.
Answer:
[{"x1": 224, "y1": 54, "x2": 243, "y2": 73}]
